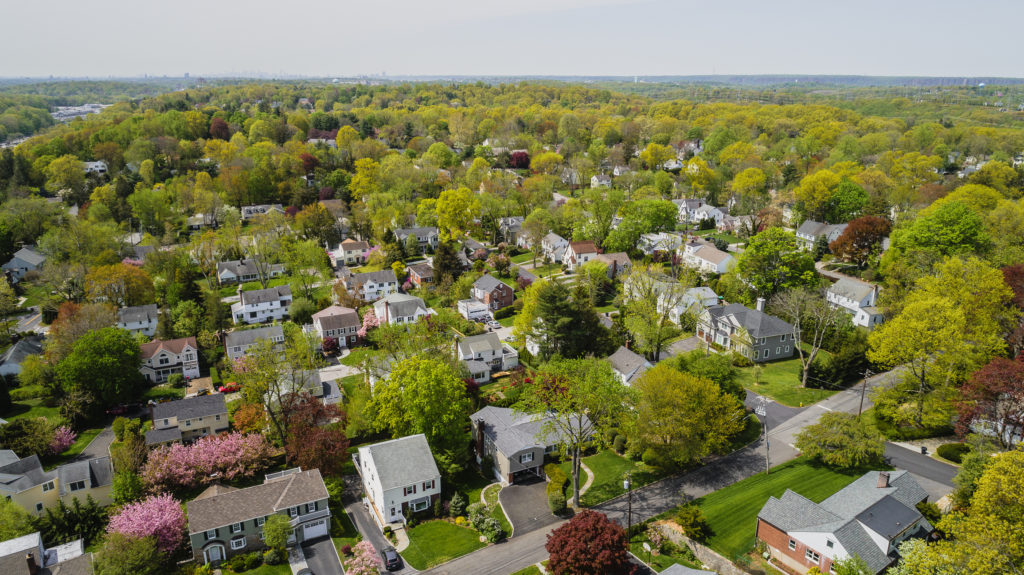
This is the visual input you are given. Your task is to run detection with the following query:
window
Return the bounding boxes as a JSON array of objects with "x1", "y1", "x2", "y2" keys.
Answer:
[
  {"x1": 788, "y1": 539, "x2": 796, "y2": 551},
  {"x1": 289, "y1": 507, "x2": 298, "y2": 518},
  {"x1": 826, "y1": 540, "x2": 834, "y2": 549},
  {"x1": 306, "y1": 502, "x2": 316, "y2": 514},
  {"x1": 185, "y1": 420, "x2": 191, "y2": 427},
  {"x1": 785, "y1": 346, "x2": 790, "y2": 352},
  {"x1": 403, "y1": 485, "x2": 417, "y2": 496},
  {"x1": 230, "y1": 523, "x2": 242, "y2": 534},
  {"x1": 205, "y1": 529, "x2": 217, "y2": 540},
  {"x1": 422, "y1": 480, "x2": 435, "y2": 491},
  {"x1": 412, "y1": 499, "x2": 429, "y2": 512},
  {"x1": 781, "y1": 334, "x2": 787, "y2": 341},
  {"x1": 36, "y1": 503, "x2": 43, "y2": 512},
  {"x1": 69, "y1": 481, "x2": 86, "y2": 492},
  {"x1": 42, "y1": 481, "x2": 55, "y2": 492},
  {"x1": 805, "y1": 549, "x2": 820, "y2": 562},
  {"x1": 520, "y1": 452, "x2": 534, "y2": 464},
  {"x1": 230, "y1": 538, "x2": 246, "y2": 550},
  {"x1": 256, "y1": 517, "x2": 265, "y2": 527},
  {"x1": 163, "y1": 419, "x2": 169, "y2": 426},
  {"x1": 753, "y1": 350, "x2": 759, "y2": 360},
  {"x1": 776, "y1": 347, "x2": 781, "y2": 354},
  {"x1": 215, "y1": 415, "x2": 221, "y2": 421}
]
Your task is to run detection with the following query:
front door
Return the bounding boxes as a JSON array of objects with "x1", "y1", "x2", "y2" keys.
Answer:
[{"x1": 205, "y1": 545, "x2": 224, "y2": 563}]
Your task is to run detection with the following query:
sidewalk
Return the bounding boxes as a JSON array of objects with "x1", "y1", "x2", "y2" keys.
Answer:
[{"x1": 287, "y1": 545, "x2": 308, "y2": 575}]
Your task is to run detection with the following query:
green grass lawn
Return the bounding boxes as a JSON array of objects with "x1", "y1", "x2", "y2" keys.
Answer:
[
  {"x1": 223, "y1": 562, "x2": 291, "y2": 575},
  {"x1": 141, "y1": 385, "x2": 185, "y2": 401},
  {"x1": 595, "y1": 304, "x2": 618, "y2": 314},
  {"x1": 735, "y1": 351, "x2": 837, "y2": 407},
  {"x1": 217, "y1": 275, "x2": 293, "y2": 298},
  {"x1": 509, "y1": 566, "x2": 542, "y2": 575},
  {"x1": 560, "y1": 450, "x2": 667, "y2": 507},
  {"x1": 630, "y1": 533, "x2": 703, "y2": 572},
  {"x1": 400, "y1": 520, "x2": 487, "y2": 570},
  {"x1": 510, "y1": 251, "x2": 535, "y2": 264},
  {"x1": 3, "y1": 398, "x2": 62, "y2": 422},
  {"x1": 340, "y1": 347, "x2": 374, "y2": 367},
  {"x1": 331, "y1": 502, "x2": 362, "y2": 555},
  {"x1": 483, "y1": 484, "x2": 513, "y2": 535},
  {"x1": 497, "y1": 314, "x2": 517, "y2": 327},
  {"x1": 693, "y1": 458, "x2": 866, "y2": 560},
  {"x1": 18, "y1": 283, "x2": 50, "y2": 309},
  {"x1": 453, "y1": 467, "x2": 494, "y2": 506}
]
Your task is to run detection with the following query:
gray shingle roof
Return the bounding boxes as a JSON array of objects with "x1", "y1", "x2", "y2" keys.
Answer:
[
  {"x1": 358, "y1": 434, "x2": 439, "y2": 492},
  {"x1": 8, "y1": 247, "x2": 45, "y2": 267},
  {"x1": 470, "y1": 406, "x2": 585, "y2": 458},
  {"x1": 458, "y1": 333, "x2": 503, "y2": 357},
  {"x1": 217, "y1": 259, "x2": 284, "y2": 278},
  {"x1": 0, "y1": 336, "x2": 43, "y2": 368},
  {"x1": 828, "y1": 278, "x2": 876, "y2": 302},
  {"x1": 311, "y1": 306, "x2": 359, "y2": 331},
  {"x1": 407, "y1": 262, "x2": 434, "y2": 279},
  {"x1": 473, "y1": 274, "x2": 507, "y2": 293},
  {"x1": 0, "y1": 455, "x2": 56, "y2": 495},
  {"x1": 347, "y1": 269, "x2": 397, "y2": 287},
  {"x1": 376, "y1": 293, "x2": 427, "y2": 318},
  {"x1": 239, "y1": 285, "x2": 291, "y2": 306},
  {"x1": 707, "y1": 303, "x2": 794, "y2": 338},
  {"x1": 151, "y1": 394, "x2": 227, "y2": 423},
  {"x1": 57, "y1": 457, "x2": 113, "y2": 496},
  {"x1": 796, "y1": 220, "x2": 829, "y2": 237},
  {"x1": 607, "y1": 346, "x2": 649, "y2": 383},
  {"x1": 758, "y1": 490, "x2": 840, "y2": 533},
  {"x1": 224, "y1": 325, "x2": 285, "y2": 349},
  {"x1": 144, "y1": 427, "x2": 183, "y2": 445},
  {"x1": 117, "y1": 304, "x2": 158, "y2": 325},
  {"x1": 187, "y1": 469, "x2": 328, "y2": 534}
]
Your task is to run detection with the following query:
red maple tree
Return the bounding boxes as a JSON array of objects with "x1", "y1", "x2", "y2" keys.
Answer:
[
  {"x1": 829, "y1": 215, "x2": 891, "y2": 267},
  {"x1": 284, "y1": 393, "x2": 350, "y2": 475},
  {"x1": 957, "y1": 357, "x2": 1024, "y2": 448},
  {"x1": 546, "y1": 510, "x2": 636, "y2": 575}
]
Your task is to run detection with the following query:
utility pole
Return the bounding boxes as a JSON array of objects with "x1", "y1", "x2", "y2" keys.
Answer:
[
  {"x1": 623, "y1": 472, "x2": 633, "y2": 538},
  {"x1": 755, "y1": 397, "x2": 769, "y2": 474},
  {"x1": 858, "y1": 369, "x2": 874, "y2": 420}
]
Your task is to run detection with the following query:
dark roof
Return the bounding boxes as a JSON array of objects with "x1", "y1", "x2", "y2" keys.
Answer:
[
  {"x1": 707, "y1": 304, "x2": 793, "y2": 338},
  {"x1": 0, "y1": 455, "x2": 56, "y2": 494},
  {"x1": 117, "y1": 304, "x2": 158, "y2": 325},
  {"x1": 187, "y1": 469, "x2": 328, "y2": 534},
  {"x1": 57, "y1": 457, "x2": 113, "y2": 496},
  {"x1": 407, "y1": 262, "x2": 434, "y2": 279},
  {"x1": 152, "y1": 394, "x2": 227, "y2": 423},
  {"x1": 394, "y1": 227, "x2": 438, "y2": 239},
  {"x1": 144, "y1": 427, "x2": 183, "y2": 445},
  {"x1": 8, "y1": 247, "x2": 45, "y2": 267},
  {"x1": 856, "y1": 495, "x2": 921, "y2": 539},
  {"x1": 473, "y1": 274, "x2": 508, "y2": 293},
  {"x1": 311, "y1": 306, "x2": 360, "y2": 331},
  {"x1": 1, "y1": 336, "x2": 44, "y2": 368},
  {"x1": 471, "y1": 406, "x2": 587, "y2": 457},
  {"x1": 238, "y1": 285, "x2": 291, "y2": 306}
]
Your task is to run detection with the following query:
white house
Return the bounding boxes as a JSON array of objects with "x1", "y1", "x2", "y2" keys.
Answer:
[
  {"x1": 311, "y1": 305, "x2": 361, "y2": 347},
  {"x1": 638, "y1": 232, "x2": 683, "y2": 255},
  {"x1": 679, "y1": 239, "x2": 735, "y2": 274},
  {"x1": 216, "y1": 259, "x2": 285, "y2": 285},
  {"x1": 356, "y1": 434, "x2": 441, "y2": 526},
  {"x1": 457, "y1": 332, "x2": 519, "y2": 382},
  {"x1": 671, "y1": 286, "x2": 720, "y2": 325},
  {"x1": 2, "y1": 247, "x2": 45, "y2": 282},
  {"x1": 590, "y1": 174, "x2": 612, "y2": 188},
  {"x1": 563, "y1": 241, "x2": 599, "y2": 272},
  {"x1": 796, "y1": 220, "x2": 848, "y2": 251},
  {"x1": 224, "y1": 325, "x2": 285, "y2": 363},
  {"x1": 83, "y1": 160, "x2": 108, "y2": 175},
  {"x1": 339, "y1": 270, "x2": 398, "y2": 302},
  {"x1": 457, "y1": 299, "x2": 491, "y2": 321},
  {"x1": 606, "y1": 346, "x2": 652, "y2": 385},
  {"x1": 394, "y1": 227, "x2": 439, "y2": 253},
  {"x1": 240, "y1": 204, "x2": 284, "y2": 221},
  {"x1": 826, "y1": 278, "x2": 884, "y2": 329},
  {"x1": 672, "y1": 198, "x2": 705, "y2": 223},
  {"x1": 231, "y1": 285, "x2": 292, "y2": 325},
  {"x1": 612, "y1": 165, "x2": 631, "y2": 177},
  {"x1": 373, "y1": 293, "x2": 432, "y2": 325},
  {"x1": 691, "y1": 204, "x2": 727, "y2": 227},
  {"x1": 116, "y1": 304, "x2": 159, "y2": 337},
  {"x1": 140, "y1": 337, "x2": 200, "y2": 383},
  {"x1": 541, "y1": 232, "x2": 569, "y2": 263},
  {"x1": 330, "y1": 239, "x2": 372, "y2": 267}
]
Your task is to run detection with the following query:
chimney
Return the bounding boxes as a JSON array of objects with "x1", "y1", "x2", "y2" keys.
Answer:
[
  {"x1": 26, "y1": 552, "x2": 38, "y2": 575},
  {"x1": 877, "y1": 471, "x2": 890, "y2": 488},
  {"x1": 755, "y1": 297, "x2": 766, "y2": 312}
]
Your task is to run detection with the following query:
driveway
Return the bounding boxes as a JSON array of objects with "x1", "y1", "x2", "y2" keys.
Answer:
[
  {"x1": 341, "y1": 485, "x2": 417, "y2": 574},
  {"x1": 657, "y1": 336, "x2": 702, "y2": 360},
  {"x1": 301, "y1": 536, "x2": 344, "y2": 575},
  {"x1": 498, "y1": 477, "x2": 560, "y2": 536}
]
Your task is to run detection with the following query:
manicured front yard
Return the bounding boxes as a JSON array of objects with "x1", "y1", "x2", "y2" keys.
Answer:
[
  {"x1": 630, "y1": 532, "x2": 704, "y2": 572},
  {"x1": 736, "y1": 353, "x2": 837, "y2": 407},
  {"x1": 560, "y1": 450, "x2": 667, "y2": 507},
  {"x1": 340, "y1": 347, "x2": 374, "y2": 367},
  {"x1": 483, "y1": 483, "x2": 513, "y2": 536},
  {"x1": 692, "y1": 458, "x2": 866, "y2": 560},
  {"x1": 497, "y1": 314, "x2": 517, "y2": 327},
  {"x1": 45, "y1": 426, "x2": 104, "y2": 470},
  {"x1": 223, "y1": 562, "x2": 291, "y2": 575},
  {"x1": 400, "y1": 520, "x2": 487, "y2": 570},
  {"x1": 510, "y1": 251, "x2": 535, "y2": 264},
  {"x1": 2, "y1": 398, "x2": 61, "y2": 422},
  {"x1": 331, "y1": 503, "x2": 362, "y2": 555}
]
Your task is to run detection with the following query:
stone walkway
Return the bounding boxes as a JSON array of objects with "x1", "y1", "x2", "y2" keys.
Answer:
[
  {"x1": 578, "y1": 462, "x2": 594, "y2": 496},
  {"x1": 287, "y1": 545, "x2": 308, "y2": 574}
]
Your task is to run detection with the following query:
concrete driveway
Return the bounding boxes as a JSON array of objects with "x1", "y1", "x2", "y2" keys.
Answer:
[
  {"x1": 301, "y1": 536, "x2": 344, "y2": 575},
  {"x1": 497, "y1": 478, "x2": 559, "y2": 536}
]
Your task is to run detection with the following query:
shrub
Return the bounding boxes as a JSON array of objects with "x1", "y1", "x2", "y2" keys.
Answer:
[
  {"x1": 455, "y1": 516, "x2": 468, "y2": 526},
  {"x1": 641, "y1": 447, "x2": 662, "y2": 468},
  {"x1": 467, "y1": 502, "x2": 486, "y2": 529},
  {"x1": 112, "y1": 417, "x2": 128, "y2": 441},
  {"x1": 340, "y1": 544, "x2": 352, "y2": 556},
  {"x1": 916, "y1": 501, "x2": 942, "y2": 524},
  {"x1": 675, "y1": 504, "x2": 711, "y2": 542},
  {"x1": 613, "y1": 434, "x2": 626, "y2": 454},
  {"x1": 937, "y1": 442, "x2": 970, "y2": 464},
  {"x1": 263, "y1": 549, "x2": 283, "y2": 565},
  {"x1": 481, "y1": 517, "x2": 505, "y2": 542},
  {"x1": 49, "y1": 425, "x2": 77, "y2": 454},
  {"x1": 167, "y1": 373, "x2": 185, "y2": 388},
  {"x1": 730, "y1": 352, "x2": 753, "y2": 367},
  {"x1": 243, "y1": 552, "x2": 263, "y2": 570},
  {"x1": 493, "y1": 306, "x2": 515, "y2": 320},
  {"x1": 545, "y1": 463, "x2": 568, "y2": 500},
  {"x1": 383, "y1": 526, "x2": 393, "y2": 537},
  {"x1": 226, "y1": 554, "x2": 246, "y2": 572},
  {"x1": 449, "y1": 492, "x2": 467, "y2": 517},
  {"x1": 548, "y1": 489, "x2": 566, "y2": 514},
  {"x1": 10, "y1": 384, "x2": 44, "y2": 401}
]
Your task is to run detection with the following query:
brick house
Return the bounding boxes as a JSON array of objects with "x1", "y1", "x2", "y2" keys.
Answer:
[{"x1": 471, "y1": 274, "x2": 514, "y2": 310}]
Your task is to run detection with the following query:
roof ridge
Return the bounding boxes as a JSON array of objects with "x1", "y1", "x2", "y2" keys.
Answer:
[{"x1": 272, "y1": 473, "x2": 297, "y2": 511}]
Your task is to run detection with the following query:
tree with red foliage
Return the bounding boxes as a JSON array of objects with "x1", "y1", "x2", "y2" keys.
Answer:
[
  {"x1": 957, "y1": 357, "x2": 1024, "y2": 448},
  {"x1": 284, "y1": 393, "x2": 350, "y2": 476},
  {"x1": 1004, "y1": 264, "x2": 1024, "y2": 356},
  {"x1": 321, "y1": 336, "x2": 340, "y2": 355},
  {"x1": 509, "y1": 151, "x2": 531, "y2": 170},
  {"x1": 209, "y1": 117, "x2": 230, "y2": 140},
  {"x1": 300, "y1": 153, "x2": 320, "y2": 174},
  {"x1": 319, "y1": 186, "x2": 335, "y2": 200},
  {"x1": 546, "y1": 510, "x2": 635, "y2": 575},
  {"x1": 829, "y1": 215, "x2": 891, "y2": 267}
]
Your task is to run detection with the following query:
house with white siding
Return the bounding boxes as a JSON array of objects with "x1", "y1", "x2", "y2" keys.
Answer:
[{"x1": 231, "y1": 286, "x2": 292, "y2": 325}]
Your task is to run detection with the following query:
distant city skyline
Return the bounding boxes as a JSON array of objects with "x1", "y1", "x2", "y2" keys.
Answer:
[{"x1": 4, "y1": 0, "x2": 1022, "y2": 78}]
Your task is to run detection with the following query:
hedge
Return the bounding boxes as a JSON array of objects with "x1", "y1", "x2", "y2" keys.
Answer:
[
  {"x1": 936, "y1": 442, "x2": 970, "y2": 464},
  {"x1": 545, "y1": 463, "x2": 567, "y2": 500},
  {"x1": 493, "y1": 306, "x2": 516, "y2": 320}
]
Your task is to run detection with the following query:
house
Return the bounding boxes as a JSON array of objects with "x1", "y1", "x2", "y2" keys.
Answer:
[
  {"x1": 638, "y1": 232, "x2": 683, "y2": 255},
  {"x1": 612, "y1": 165, "x2": 631, "y2": 177},
  {"x1": 231, "y1": 285, "x2": 292, "y2": 324},
  {"x1": 2, "y1": 246, "x2": 46, "y2": 282},
  {"x1": 471, "y1": 406, "x2": 588, "y2": 484},
  {"x1": 457, "y1": 299, "x2": 491, "y2": 321},
  {"x1": 373, "y1": 293, "x2": 432, "y2": 325},
  {"x1": 563, "y1": 241, "x2": 599, "y2": 272},
  {"x1": 311, "y1": 305, "x2": 360, "y2": 348},
  {"x1": 595, "y1": 252, "x2": 632, "y2": 279},
  {"x1": 498, "y1": 216, "x2": 524, "y2": 245},
  {"x1": 560, "y1": 167, "x2": 581, "y2": 187},
  {"x1": 541, "y1": 232, "x2": 569, "y2": 263},
  {"x1": 457, "y1": 333, "x2": 519, "y2": 381},
  {"x1": 606, "y1": 346, "x2": 652, "y2": 385},
  {"x1": 216, "y1": 259, "x2": 285, "y2": 285},
  {"x1": 83, "y1": 160, "x2": 108, "y2": 176},
  {"x1": 239, "y1": 204, "x2": 284, "y2": 221},
  {"x1": 756, "y1": 470, "x2": 934, "y2": 575},
  {"x1": 795, "y1": 220, "x2": 848, "y2": 251},
  {"x1": 680, "y1": 239, "x2": 735, "y2": 274},
  {"x1": 0, "y1": 451, "x2": 114, "y2": 515},
  {"x1": 0, "y1": 336, "x2": 44, "y2": 377},
  {"x1": 463, "y1": 237, "x2": 489, "y2": 257},
  {"x1": 116, "y1": 304, "x2": 158, "y2": 337},
  {"x1": 691, "y1": 204, "x2": 727, "y2": 227},
  {"x1": 330, "y1": 239, "x2": 371, "y2": 267},
  {"x1": 187, "y1": 468, "x2": 330, "y2": 565},
  {"x1": 224, "y1": 325, "x2": 286, "y2": 363},
  {"x1": 394, "y1": 227, "x2": 439, "y2": 253},
  {"x1": 338, "y1": 269, "x2": 397, "y2": 302},
  {"x1": 671, "y1": 286, "x2": 720, "y2": 324},
  {"x1": 471, "y1": 274, "x2": 514, "y2": 310},
  {"x1": 696, "y1": 300, "x2": 795, "y2": 363},
  {"x1": 355, "y1": 435, "x2": 441, "y2": 527},
  {"x1": 0, "y1": 531, "x2": 93, "y2": 575},
  {"x1": 590, "y1": 174, "x2": 612, "y2": 188},
  {"x1": 139, "y1": 337, "x2": 200, "y2": 383},
  {"x1": 145, "y1": 394, "x2": 229, "y2": 446},
  {"x1": 406, "y1": 262, "x2": 434, "y2": 287},
  {"x1": 826, "y1": 278, "x2": 884, "y2": 329}
]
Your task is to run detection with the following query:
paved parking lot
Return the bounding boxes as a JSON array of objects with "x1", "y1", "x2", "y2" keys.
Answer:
[{"x1": 498, "y1": 478, "x2": 560, "y2": 536}]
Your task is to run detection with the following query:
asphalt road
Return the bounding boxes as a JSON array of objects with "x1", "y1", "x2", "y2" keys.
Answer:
[
  {"x1": 884, "y1": 442, "x2": 958, "y2": 502},
  {"x1": 420, "y1": 519, "x2": 566, "y2": 575}
]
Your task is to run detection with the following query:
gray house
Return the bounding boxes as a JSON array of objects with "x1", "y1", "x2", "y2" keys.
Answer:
[
  {"x1": 394, "y1": 227, "x2": 439, "y2": 253},
  {"x1": 224, "y1": 325, "x2": 286, "y2": 363},
  {"x1": 2, "y1": 247, "x2": 45, "y2": 282},
  {"x1": 186, "y1": 468, "x2": 330, "y2": 565},
  {"x1": 696, "y1": 299, "x2": 795, "y2": 363},
  {"x1": 795, "y1": 220, "x2": 848, "y2": 251},
  {"x1": 146, "y1": 394, "x2": 229, "y2": 446},
  {"x1": 471, "y1": 406, "x2": 589, "y2": 485}
]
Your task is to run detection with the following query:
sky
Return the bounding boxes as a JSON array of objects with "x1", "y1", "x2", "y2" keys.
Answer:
[{"x1": 3, "y1": 0, "x2": 1023, "y2": 78}]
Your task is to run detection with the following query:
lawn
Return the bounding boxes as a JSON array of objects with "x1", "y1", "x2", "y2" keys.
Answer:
[
  {"x1": 223, "y1": 562, "x2": 291, "y2": 575},
  {"x1": 497, "y1": 314, "x2": 517, "y2": 327},
  {"x1": 216, "y1": 275, "x2": 293, "y2": 298},
  {"x1": 559, "y1": 450, "x2": 667, "y2": 507},
  {"x1": 453, "y1": 467, "x2": 494, "y2": 506},
  {"x1": 2, "y1": 398, "x2": 62, "y2": 422},
  {"x1": 529, "y1": 263, "x2": 562, "y2": 278},
  {"x1": 141, "y1": 385, "x2": 185, "y2": 402},
  {"x1": 692, "y1": 458, "x2": 866, "y2": 560},
  {"x1": 331, "y1": 503, "x2": 362, "y2": 554},
  {"x1": 18, "y1": 283, "x2": 50, "y2": 309},
  {"x1": 510, "y1": 251, "x2": 535, "y2": 264},
  {"x1": 735, "y1": 352, "x2": 837, "y2": 407},
  {"x1": 483, "y1": 483, "x2": 513, "y2": 536},
  {"x1": 400, "y1": 520, "x2": 487, "y2": 570},
  {"x1": 340, "y1": 347, "x2": 374, "y2": 367},
  {"x1": 510, "y1": 566, "x2": 543, "y2": 575},
  {"x1": 629, "y1": 533, "x2": 703, "y2": 572},
  {"x1": 45, "y1": 426, "x2": 105, "y2": 470}
]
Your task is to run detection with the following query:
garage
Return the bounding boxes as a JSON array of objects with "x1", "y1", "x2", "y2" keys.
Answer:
[{"x1": 303, "y1": 519, "x2": 328, "y2": 539}]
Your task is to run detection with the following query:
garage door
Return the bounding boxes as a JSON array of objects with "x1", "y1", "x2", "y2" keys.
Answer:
[{"x1": 304, "y1": 519, "x2": 328, "y2": 539}]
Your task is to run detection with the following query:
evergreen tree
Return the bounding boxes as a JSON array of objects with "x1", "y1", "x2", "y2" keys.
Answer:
[{"x1": 432, "y1": 241, "x2": 463, "y2": 285}]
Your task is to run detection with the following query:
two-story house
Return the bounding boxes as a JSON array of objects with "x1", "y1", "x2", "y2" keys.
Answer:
[
  {"x1": 0, "y1": 450, "x2": 114, "y2": 515},
  {"x1": 338, "y1": 270, "x2": 398, "y2": 302},
  {"x1": 406, "y1": 262, "x2": 434, "y2": 287},
  {"x1": 680, "y1": 239, "x2": 735, "y2": 274},
  {"x1": 563, "y1": 241, "x2": 599, "y2": 272},
  {"x1": 457, "y1": 333, "x2": 519, "y2": 383},
  {"x1": 541, "y1": 232, "x2": 569, "y2": 263},
  {"x1": 224, "y1": 325, "x2": 286, "y2": 363},
  {"x1": 471, "y1": 274, "x2": 514, "y2": 311},
  {"x1": 757, "y1": 471, "x2": 933, "y2": 575},
  {"x1": 795, "y1": 220, "x2": 848, "y2": 251},
  {"x1": 696, "y1": 300, "x2": 795, "y2": 363},
  {"x1": 691, "y1": 204, "x2": 727, "y2": 228},
  {"x1": 187, "y1": 468, "x2": 330, "y2": 565},
  {"x1": 0, "y1": 336, "x2": 43, "y2": 378},
  {"x1": 394, "y1": 227, "x2": 439, "y2": 253},
  {"x1": 498, "y1": 216, "x2": 524, "y2": 246},
  {"x1": 216, "y1": 259, "x2": 285, "y2": 285},
  {"x1": 140, "y1": 337, "x2": 200, "y2": 383},
  {"x1": 671, "y1": 286, "x2": 720, "y2": 325},
  {"x1": 145, "y1": 394, "x2": 229, "y2": 446},
  {"x1": 231, "y1": 285, "x2": 292, "y2": 325},
  {"x1": 311, "y1": 305, "x2": 360, "y2": 348},
  {"x1": 826, "y1": 278, "x2": 884, "y2": 329},
  {"x1": 330, "y1": 238, "x2": 371, "y2": 267},
  {"x1": 373, "y1": 293, "x2": 432, "y2": 326},
  {"x1": 116, "y1": 303, "x2": 159, "y2": 337},
  {"x1": 471, "y1": 406, "x2": 587, "y2": 485},
  {"x1": 590, "y1": 174, "x2": 612, "y2": 188},
  {"x1": 594, "y1": 252, "x2": 632, "y2": 279},
  {"x1": 672, "y1": 198, "x2": 705, "y2": 223},
  {"x1": 355, "y1": 435, "x2": 441, "y2": 527},
  {"x1": 2, "y1": 246, "x2": 46, "y2": 283},
  {"x1": 606, "y1": 346, "x2": 652, "y2": 385}
]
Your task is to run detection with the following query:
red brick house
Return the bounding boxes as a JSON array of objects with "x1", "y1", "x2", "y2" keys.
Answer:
[
  {"x1": 407, "y1": 262, "x2": 434, "y2": 287},
  {"x1": 471, "y1": 274, "x2": 514, "y2": 311}
]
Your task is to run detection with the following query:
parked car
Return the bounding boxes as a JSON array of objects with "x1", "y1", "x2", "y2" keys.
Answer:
[{"x1": 380, "y1": 546, "x2": 402, "y2": 571}]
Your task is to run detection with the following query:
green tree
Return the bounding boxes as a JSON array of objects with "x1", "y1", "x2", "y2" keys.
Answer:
[
  {"x1": 794, "y1": 412, "x2": 885, "y2": 468},
  {"x1": 44, "y1": 154, "x2": 86, "y2": 197},
  {"x1": 436, "y1": 187, "x2": 480, "y2": 242},
  {"x1": 262, "y1": 514, "x2": 293, "y2": 551},
  {"x1": 55, "y1": 327, "x2": 143, "y2": 412},
  {"x1": 111, "y1": 471, "x2": 144, "y2": 505},
  {"x1": 770, "y1": 287, "x2": 846, "y2": 388},
  {"x1": 622, "y1": 265, "x2": 688, "y2": 361},
  {"x1": 94, "y1": 534, "x2": 165, "y2": 575},
  {"x1": 0, "y1": 277, "x2": 18, "y2": 336},
  {"x1": 736, "y1": 227, "x2": 818, "y2": 299},
  {"x1": 285, "y1": 238, "x2": 332, "y2": 301},
  {"x1": 432, "y1": 241, "x2": 463, "y2": 285},
  {"x1": 0, "y1": 495, "x2": 35, "y2": 541}
]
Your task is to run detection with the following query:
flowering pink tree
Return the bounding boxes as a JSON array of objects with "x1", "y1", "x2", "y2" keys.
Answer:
[
  {"x1": 357, "y1": 309, "x2": 378, "y2": 339},
  {"x1": 344, "y1": 541, "x2": 382, "y2": 575},
  {"x1": 142, "y1": 433, "x2": 273, "y2": 491},
  {"x1": 49, "y1": 426, "x2": 77, "y2": 454},
  {"x1": 108, "y1": 493, "x2": 186, "y2": 553}
]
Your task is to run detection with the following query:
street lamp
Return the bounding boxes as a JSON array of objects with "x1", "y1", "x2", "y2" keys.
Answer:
[{"x1": 623, "y1": 472, "x2": 633, "y2": 539}]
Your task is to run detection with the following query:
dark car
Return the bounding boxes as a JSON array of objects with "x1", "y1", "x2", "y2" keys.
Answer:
[{"x1": 379, "y1": 546, "x2": 402, "y2": 571}]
